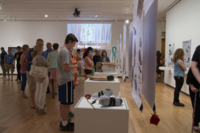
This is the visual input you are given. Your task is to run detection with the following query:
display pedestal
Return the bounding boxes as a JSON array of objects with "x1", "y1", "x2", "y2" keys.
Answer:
[
  {"x1": 94, "y1": 71, "x2": 118, "y2": 78},
  {"x1": 75, "y1": 97, "x2": 129, "y2": 133},
  {"x1": 84, "y1": 78, "x2": 120, "y2": 97}
]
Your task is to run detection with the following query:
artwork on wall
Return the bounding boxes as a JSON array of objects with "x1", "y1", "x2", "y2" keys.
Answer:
[
  {"x1": 128, "y1": 22, "x2": 133, "y2": 81},
  {"x1": 182, "y1": 40, "x2": 191, "y2": 70},
  {"x1": 116, "y1": 40, "x2": 120, "y2": 66},
  {"x1": 131, "y1": 0, "x2": 144, "y2": 111},
  {"x1": 122, "y1": 24, "x2": 127, "y2": 82},
  {"x1": 168, "y1": 43, "x2": 175, "y2": 67},
  {"x1": 119, "y1": 34, "x2": 123, "y2": 72},
  {"x1": 142, "y1": 0, "x2": 158, "y2": 111},
  {"x1": 112, "y1": 46, "x2": 116, "y2": 61}
]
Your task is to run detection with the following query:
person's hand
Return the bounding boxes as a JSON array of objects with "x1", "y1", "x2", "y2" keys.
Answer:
[
  {"x1": 77, "y1": 61, "x2": 81, "y2": 67},
  {"x1": 75, "y1": 80, "x2": 79, "y2": 86},
  {"x1": 191, "y1": 86, "x2": 198, "y2": 93}
]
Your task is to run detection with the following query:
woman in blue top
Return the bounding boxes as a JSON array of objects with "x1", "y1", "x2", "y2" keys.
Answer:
[
  {"x1": 173, "y1": 48, "x2": 186, "y2": 107},
  {"x1": 99, "y1": 50, "x2": 110, "y2": 63}
]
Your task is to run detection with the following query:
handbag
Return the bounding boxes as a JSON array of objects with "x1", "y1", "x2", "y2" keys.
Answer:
[{"x1": 30, "y1": 64, "x2": 48, "y2": 79}]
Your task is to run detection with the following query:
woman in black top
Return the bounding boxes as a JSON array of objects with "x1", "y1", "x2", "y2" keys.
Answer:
[
  {"x1": 93, "y1": 50, "x2": 100, "y2": 71},
  {"x1": 186, "y1": 45, "x2": 200, "y2": 132}
]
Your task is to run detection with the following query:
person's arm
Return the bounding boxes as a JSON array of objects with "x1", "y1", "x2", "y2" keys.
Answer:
[
  {"x1": 40, "y1": 56, "x2": 50, "y2": 67},
  {"x1": 178, "y1": 60, "x2": 186, "y2": 71},
  {"x1": 86, "y1": 57, "x2": 94, "y2": 66},
  {"x1": 63, "y1": 62, "x2": 81, "y2": 71},
  {"x1": 160, "y1": 59, "x2": 164, "y2": 64},
  {"x1": 20, "y1": 54, "x2": 26, "y2": 66},
  {"x1": 189, "y1": 84, "x2": 198, "y2": 93},
  {"x1": 191, "y1": 61, "x2": 200, "y2": 83}
]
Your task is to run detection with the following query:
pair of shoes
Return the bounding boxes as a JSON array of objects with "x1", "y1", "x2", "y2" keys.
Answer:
[
  {"x1": 7, "y1": 78, "x2": 10, "y2": 81},
  {"x1": 60, "y1": 122, "x2": 74, "y2": 132},
  {"x1": 22, "y1": 94, "x2": 28, "y2": 98},
  {"x1": 173, "y1": 102, "x2": 185, "y2": 107},
  {"x1": 54, "y1": 92, "x2": 57, "y2": 95},
  {"x1": 0, "y1": 76, "x2": 6, "y2": 79},
  {"x1": 92, "y1": 88, "x2": 113, "y2": 99},
  {"x1": 15, "y1": 79, "x2": 18, "y2": 81},
  {"x1": 99, "y1": 96, "x2": 123, "y2": 106},
  {"x1": 60, "y1": 121, "x2": 74, "y2": 127},
  {"x1": 11, "y1": 78, "x2": 13, "y2": 81},
  {"x1": 38, "y1": 109, "x2": 47, "y2": 115},
  {"x1": 68, "y1": 112, "x2": 74, "y2": 118},
  {"x1": 17, "y1": 80, "x2": 21, "y2": 83}
]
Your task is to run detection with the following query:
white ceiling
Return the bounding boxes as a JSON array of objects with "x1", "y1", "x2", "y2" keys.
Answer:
[{"x1": 0, "y1": 0, "x2": 177, "y2": 21}]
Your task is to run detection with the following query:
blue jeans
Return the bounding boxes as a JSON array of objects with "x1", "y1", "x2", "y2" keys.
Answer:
[{"x1": 21, "y1": 74, "x2": 27, "y2": 91}]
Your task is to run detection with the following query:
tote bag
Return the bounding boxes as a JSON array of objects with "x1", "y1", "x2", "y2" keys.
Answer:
[{"x1": 30, "y1": 64, "x2": 47, "y2": 79}]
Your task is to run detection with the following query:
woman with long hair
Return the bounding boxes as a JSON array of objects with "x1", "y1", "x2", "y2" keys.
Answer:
[
  {"x1": 83, "y1": 48, "x2": 94, "y2": 77},
  {"x1": 20, "y1": 44, "x2": 29, "y2": 98},
  {"x1": 99, "y1": 50, "x2": 110, "y2": 62},
  {"x1": 156, "y1": 51, "x2": 164, "y2": 82},
  {"x1": 173, "y1": 48, "x2": 186, "y2": 106},
  {"x1": 47, "y1": 43, "x2": 59, "y2": 98},
  {"x1": 31, "y1": 45, "x2": 49, "y2": 115}
]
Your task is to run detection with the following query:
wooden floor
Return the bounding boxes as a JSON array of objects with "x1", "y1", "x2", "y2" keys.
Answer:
[{"x1": 0, "y1": 76, "x2": 194, "y2": 133}]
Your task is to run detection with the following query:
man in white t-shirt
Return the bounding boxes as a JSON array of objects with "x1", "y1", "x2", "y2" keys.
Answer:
[{"x1": 57, "y1": 34, "x2": 81, "y2": 131}]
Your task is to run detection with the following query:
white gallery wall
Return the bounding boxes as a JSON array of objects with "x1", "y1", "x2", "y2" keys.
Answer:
[
  {"x1": 164, "y1": 0, "x2": 200, "y2": 94},
  {"x1": 0, "y1": 21, "x2": 129, "y2": 75},
  {"x1": 156, "y1": 22, "x2": 166, "y2": 51}
]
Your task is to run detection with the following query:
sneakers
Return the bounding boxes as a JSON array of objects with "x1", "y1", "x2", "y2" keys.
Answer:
[
  {"x1": 11, "y1": 78, "x2": 13, "y2": 81},
  {"x1": 173, "y1": 102, "x2": 185, "y2": 107},
  {"x1": 60, "y1": 122, "x2": 74, "y2": 132},
  {"x1": 92, "y1": 88, "x2": 113, "y2": 99},
  {"x1": 68, "y1": 112, "x2": 74, "y2": 118},
  {"x1": 7, "y1": 78, "x2": 10, "y2": 81},
  {"x1": 17, "y1": 80, "x2": 21, "y2": 83},
  {"x1": 0, "y1": 76, "x2": 6, "y2": 79},
  {"x1": 99, "y1": 96, "x2": 123, "y2": 106}
]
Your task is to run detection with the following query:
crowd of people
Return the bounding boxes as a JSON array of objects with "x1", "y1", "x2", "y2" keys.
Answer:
[{"x1": 0, "y1": 33, "x2": 112, "y2": 132}]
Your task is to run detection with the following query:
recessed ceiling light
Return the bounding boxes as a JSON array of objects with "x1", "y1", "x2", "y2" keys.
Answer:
[
  {"x1": 45, "y1": 14, "x2": 48, "y2": 18},
  {"x1": 95, "y1": 15, "x2": 97, "y2": 17},
  {"x1": 0, "y1": 4, "x2": 2, "y2": 10},
  {"x1": 125, "y1": 20, "x2": 129, "y2": 24}
]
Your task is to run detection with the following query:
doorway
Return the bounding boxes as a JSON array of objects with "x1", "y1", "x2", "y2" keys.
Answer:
[{"x1": 161, "y1": 32, "x2": 166, "y2": 59}]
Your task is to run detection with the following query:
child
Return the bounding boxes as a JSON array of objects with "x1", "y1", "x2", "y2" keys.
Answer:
[{"x1": 57, "y1": 34, "x2": 81, "y2": 131}]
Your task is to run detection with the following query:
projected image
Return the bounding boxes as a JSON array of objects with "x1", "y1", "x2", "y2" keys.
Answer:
[{"x1": 67, "y1": 24, "x2": 112, "y2": 49}]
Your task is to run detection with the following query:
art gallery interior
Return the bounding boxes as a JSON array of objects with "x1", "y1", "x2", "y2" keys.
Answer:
[{"x1": 0, "y1": 0, "x2": 200, "y2": 133}]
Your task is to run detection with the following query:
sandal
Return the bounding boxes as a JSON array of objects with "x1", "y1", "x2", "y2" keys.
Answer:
[
  {"x1": 31, "y1": 106, "x2": 37, "y2": 109},
  {"x1": 38, "y1": 109, "x2": 47, "y2": 115},
  {"x1": 22, "y1": 94, "x2": 28, "y2": 98}
]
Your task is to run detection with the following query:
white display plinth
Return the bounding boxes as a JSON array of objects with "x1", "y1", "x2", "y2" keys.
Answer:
[
  {"x1": 94, "y1": 71, "x2": 118, "y2": 78},
  {"x1": 84, "y1": 78, "x2": 120, "y2": 97},
  {"x1": 75, "y1": 97, "x2": 129, "y2": 133}
]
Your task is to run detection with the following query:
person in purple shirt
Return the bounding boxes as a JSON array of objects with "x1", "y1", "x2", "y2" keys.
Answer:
[{"x1": 0, "y1": 47, "x2": 7, "y2": 78}]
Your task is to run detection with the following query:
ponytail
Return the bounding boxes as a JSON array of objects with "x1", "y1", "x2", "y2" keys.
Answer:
[{"x1": 31, "y1": 45, "x2": 43, "y2": 58}]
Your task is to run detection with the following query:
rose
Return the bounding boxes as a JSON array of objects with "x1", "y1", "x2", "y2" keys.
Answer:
[
  {"x1": 85, "y1": 94, "x2": 91, "y2": 99},
  {"x1": 150, "y1": 114, "x2": 160, "y2": 125}
]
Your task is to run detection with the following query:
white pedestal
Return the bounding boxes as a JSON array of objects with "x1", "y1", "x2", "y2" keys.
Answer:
[
  {"x1": 159, "y1": 67, "x2": 173, "y2": 71},
  {"x1": 84, "y1": 78, "x2": 120, "y2": 97},
  {"x1": 75, "y1": 97, "x2": 129, "y2": 133},
  {"x1": 94, "y1": 71, "x2": 118, "y2": 78}
]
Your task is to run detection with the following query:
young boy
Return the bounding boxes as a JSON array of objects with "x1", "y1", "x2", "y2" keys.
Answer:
[
  {"x1": 57, "y1": 34, "x2": 81, "y2": 131},
  {"x1": 4, "y1": 49, "x2": 15, "y2": 81}
]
